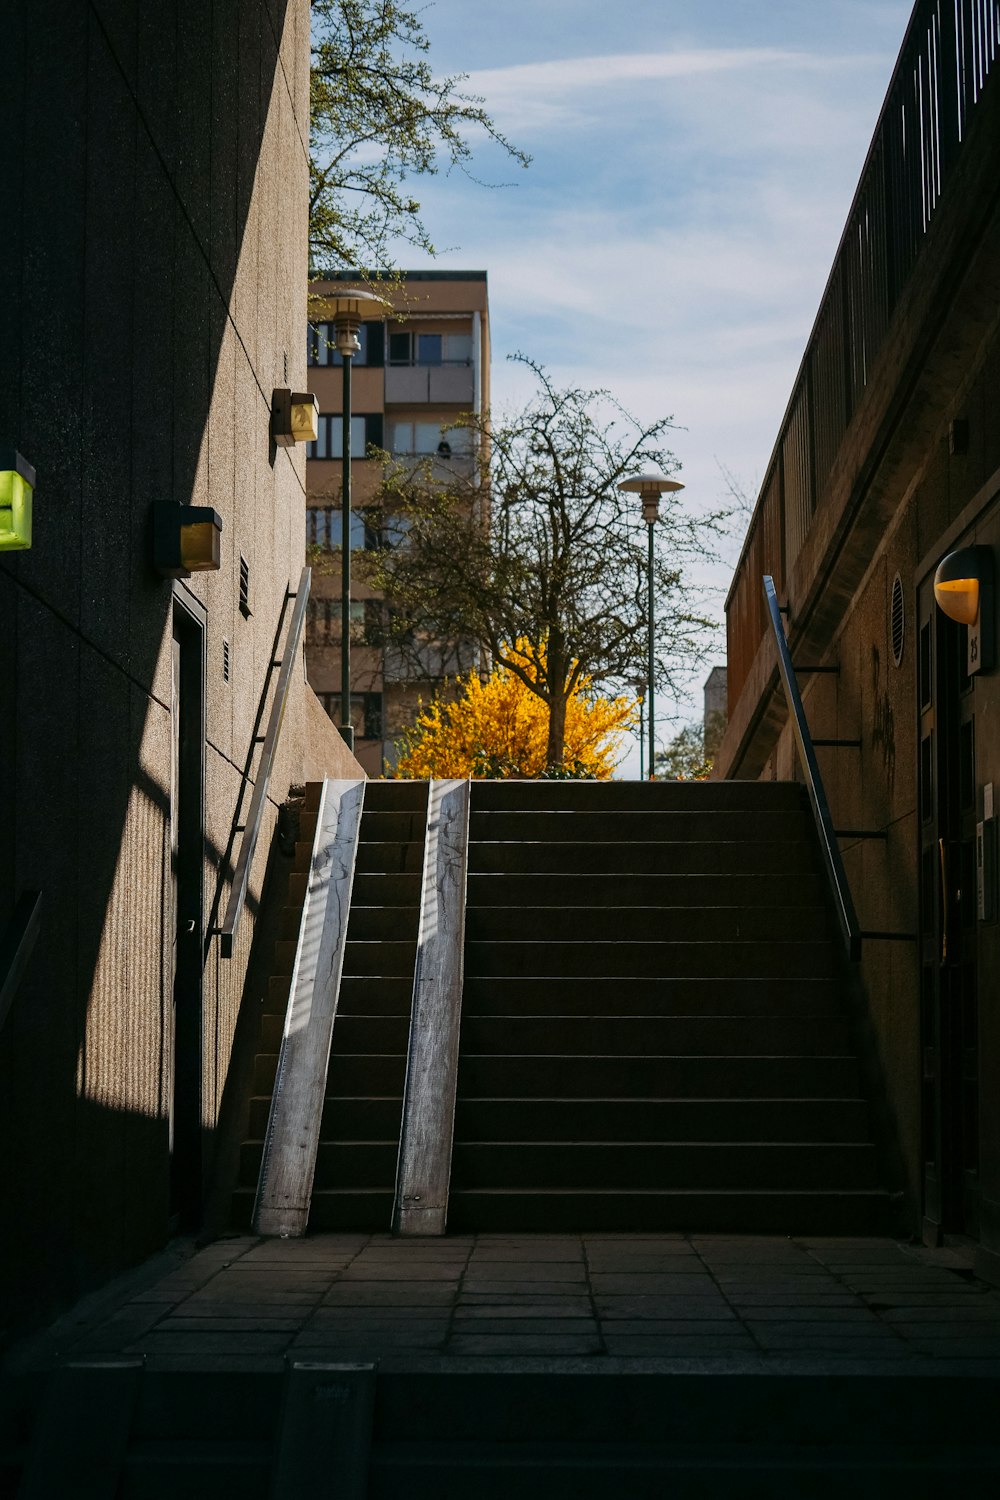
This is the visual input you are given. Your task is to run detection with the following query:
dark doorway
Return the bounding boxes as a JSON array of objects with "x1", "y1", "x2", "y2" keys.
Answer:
[
  {"x1": 170, "y1": 597, "x2": 206, "y2": 1228},
  {"x1": 918, "y1": 575, "x2": 980, "y2": 1242}
]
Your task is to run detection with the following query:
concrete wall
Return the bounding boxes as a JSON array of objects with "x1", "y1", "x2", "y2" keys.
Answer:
[
  {"x1": 0, "y1": 0, "x2": 359, "y2": 1341},
  {"x1": 718, "y1": 59, "x2": 1000, "y2": 1245}
]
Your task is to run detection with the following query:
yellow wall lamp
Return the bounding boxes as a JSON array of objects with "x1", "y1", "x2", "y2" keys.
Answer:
[
  {"x1": 934, "y1": 543, "x2": 994, "y2": 674},
  {"x1": 1, "y1": 450, "x2": 35, "y2": 551},
  {"x1": 271, "y1": 389, "x2": 319, "y2": 447},
  {"x1": 153, "y1": 502, "x2": 223, "y2": 580}
]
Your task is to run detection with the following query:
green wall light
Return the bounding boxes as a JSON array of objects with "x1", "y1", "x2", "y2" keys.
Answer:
[
  {"x1": 153, "y1": 502, "x2": 223, "y2": 579},
  {"x1": 0, "y1": 451, "x2": 35, "y2": 551}
]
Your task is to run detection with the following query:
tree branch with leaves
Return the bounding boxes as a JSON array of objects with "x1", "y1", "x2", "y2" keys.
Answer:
[
  {"x1": 371, "y1": 357, "x2": 734, "y2": 769},
  {"x1": 310, "y1": 0, "x2": 530, "y2": 272}
]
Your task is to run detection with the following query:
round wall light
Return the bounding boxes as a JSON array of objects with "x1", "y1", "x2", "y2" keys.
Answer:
[{"x1": 934, "y1": 543, "x2": 994, "y2": 673}]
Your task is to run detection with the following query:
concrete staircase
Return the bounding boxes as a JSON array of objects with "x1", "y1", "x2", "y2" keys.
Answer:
[
  {"x1": 448, "y1": 779, "x2": 891, "y2": 1234},
  {"x1": 233, "y1": 781, "x2": 427, "y2": 1233}
]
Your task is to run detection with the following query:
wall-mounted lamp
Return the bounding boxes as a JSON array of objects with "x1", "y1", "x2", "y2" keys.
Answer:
[
  {"x1": 934, "y1": 543, "x2": 994, "y2": 673},
  {"x1": 153, "y1": 502, "x2": 223, "y2": 579},
  {"x1": 272, "y1": 389, "x2": 319, "y2": 447},
  {"x1": 0, "y1": 450, "x2": 35, "y2": 551}
]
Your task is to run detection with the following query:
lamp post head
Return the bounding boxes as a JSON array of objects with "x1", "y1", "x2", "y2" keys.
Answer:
[
  {"x1": 618, "y1": 469, "x2": 685, "y2": 525},
  {"x1": 315, "y1": 287, "x2": 392, "y2": 359}
]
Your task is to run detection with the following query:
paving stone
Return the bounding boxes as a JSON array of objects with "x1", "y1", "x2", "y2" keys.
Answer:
[
  {"x1": 903, "y1": 1337, "x2": 1000, "y2": 1357},
  {"x1": 292, "y1": 1327, "x2": 448, "y2": 1350},
  {"x1": 158, "y1": 1316, "x2": 306, "y2": 1332},
  {"x1": 455, "y1": 1301, "x2": 593, "y2": 1319},
  {"x1": 446, "y1": 1333, "x2": 602, "y2": 1355},
  {"x1": 321, "y1": 1283, "x2": 456, "y2": 1306},
  {"x1": 467, "y1": 1247, "x2": 583, "y2": 1263},
  {"x1": 733, "y1": 1306, "x2": 881, "y2": 1323},
  {"x1": 459, "y1": 1280, "x2": 589, "y2": 1296},
  {"x1": 338, "y1": 1264, "x2": 463, "y2": 1281},
  {"x1": 306, "y1": 1308, "x2": 450, "y2": 1325},
  {"x1": 182, "y1": 1288, "x2": 321, "y2": 1305},
  {"x1": 462, "y1": 1262, "x2": 586, "y2": 1280},
  {"x1": 449, "y1": 1319, "x2": 597, "y2": 1336},
  {"x1": 601, "y1": 1320, "x2": 742, "y2": 1337},
  {"x1": 880, "y1": 1306, "x2": 1000, "y2": 1322},
  {"x1": 727, "y1": 1294, "x2": 863, "y2": 1308},
  {"x1": 603, "y1": 1335, "x2": 756, "y2": 1355},
  {"x1": 586, "y1": 1257, "x2": 704, "y2": 1273},
  {"x1": 862, "y1": 1292, "x2": 987, "y2": 1307},
  {"x1": 747, "y1": 1323, "x2": 903, "y2": 1345},
  {"x1": 128, "y1": 1330, "x2": 294, "y2": 1354},
  {"x1": 589, "y1": 1274, "x2": 717, "y2": 1293},
  {"x1": 594, "y1": 1295, "x2": 732, "y2": 1316},
  {"x1": 457, "y1": 1296, "x2": 593, "y2": 1315}
]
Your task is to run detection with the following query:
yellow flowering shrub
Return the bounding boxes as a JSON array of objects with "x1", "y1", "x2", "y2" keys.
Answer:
[{"x1": 395, "y1": 640, "x2": 637, "y2": 779}]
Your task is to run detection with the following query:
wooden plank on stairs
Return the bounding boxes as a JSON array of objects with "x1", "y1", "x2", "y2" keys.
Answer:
[
  {"x1": 393, "y1": 778, "x2": 471, "y2": 1236},
  {"x1": 254, "y1": 778, "x2": 365, "y2": 1237}
]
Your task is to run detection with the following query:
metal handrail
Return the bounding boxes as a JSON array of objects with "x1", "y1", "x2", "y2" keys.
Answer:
[
  {"x1": 220, "y1": 567, "x2": 311, "y2": 959},
  {"x1": 0, "y1": 890, "x2": 42, "y2": 1033},
  {"x1": 763, "y1": 575, "x2": 861, "y2": 962}
]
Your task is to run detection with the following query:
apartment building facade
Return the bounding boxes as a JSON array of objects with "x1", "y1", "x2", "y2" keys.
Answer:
[{"x1": 305, "y1": 271, "x2": 490, "y2": 774}]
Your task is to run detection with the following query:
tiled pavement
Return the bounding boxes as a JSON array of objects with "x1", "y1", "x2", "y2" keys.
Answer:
[{"x1": 15, "y1": 1233, "x2": 1000, "y2": 1372}]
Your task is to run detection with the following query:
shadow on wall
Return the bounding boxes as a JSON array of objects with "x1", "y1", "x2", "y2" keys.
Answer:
[{"x1": 0, "y1": 0, "x2": 295, "y2": 1346}]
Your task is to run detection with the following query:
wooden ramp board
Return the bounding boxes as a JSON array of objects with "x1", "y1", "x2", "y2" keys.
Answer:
[
  {"x1": 254, "y1": 778, "x2": 365, "y2": 1237},
  {"x1": 393, "y1": 778, "x2": 471, "y2": 1236}
]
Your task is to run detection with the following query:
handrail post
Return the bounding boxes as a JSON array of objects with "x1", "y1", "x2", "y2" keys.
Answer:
[
  {"x1": 762, "y1": 575, "x2": 861, "y2": 962},
  {"x1": 220, "y1": 566, "x2": 312, "y2": 958}
]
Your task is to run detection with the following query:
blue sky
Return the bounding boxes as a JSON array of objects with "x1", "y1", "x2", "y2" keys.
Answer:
[{"x1": 381, "y1": 0, "x2": 916, "y2": 771}]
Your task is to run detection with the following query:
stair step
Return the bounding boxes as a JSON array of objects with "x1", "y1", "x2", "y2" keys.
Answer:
[
  {"x1": 465, "y1": 907, "x2": 831, "y2": 943},
  {"x1": 248, "y1": 1094, "x2": 404, "y2": 1139},
  {"x1": 455, "y1": 1054, "x2": 859, "y2": 1098},
  {"x1": 469, "y1": 810, "x2": 810, "y2": 842},
  {"x1": 453, "y1": 1097, "x2": 871, "y2": 1143},
  {"x1": 308, "y1": 1188, "x2": 395, "y2": 1230},
  {"x1": 449, "y1": 1141, "x2": 881, "y2": 1191},
  {"x1": 332, "y1": 1015, "x2": 412, "y2": 1052},
  {"x1": 466, "y1": 872, "x2": 826, "y2": 907},
  {"x1": 346, "y1": 907, "x2": 421, "y2": 942},
  {"x1": 255, "y1": 1051, "x2": 408, "y2": 1096},
  {"x1": 459, "y1": 1016, "x2": 850, "y2": 1057},
  {"x1": 368, "y1": 1441, "x2": 1000, "y2": 1495},
  {"x1": 356, "y1": 841, "x2": 426, "y2": 873},
  {"x1": 446, "y1": 1188, "x2": 893, "y2": 1234},
  {"x1": 352, "y1": 872, "x2": 423, "y2": 906},
  {"x1": 470, "y1": 779, "x2": 807, "y2": 812},
  {"x1": 464, "y1": 940, "x2": 838, "y2": 980},
  {"x1": 343, "y1": 939, "x2": 418, "y2": 977},
  {"x1": 338, "y1": 976, "x2": 415, "y2": 1015},
  {"x1": 360, "y1": 810, "x2": 428, "y2": 842},
  {"x1": 461, "y1": 977, "x2": 844, "y2": 1018},
  {"x1": 365, "y1": 781, "x2": 430, "y2": 812},
  {"x1": 313, "y1": 1141, "x2": 403, "y2": 1187},
  {"x1": 468, "y1": 842, "x2": 818, "y2": 875}
]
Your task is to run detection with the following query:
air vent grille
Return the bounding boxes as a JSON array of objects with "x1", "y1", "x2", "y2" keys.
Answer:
[
  {"x1": 891, "y1": 573, "x2": 905, "y2": 667},
  {"x1": 239, "y1": 555, "x2": 251, "y2": 617},
  {"x1": 223, "y1": 639, "x2": 231, "y2": 683}
]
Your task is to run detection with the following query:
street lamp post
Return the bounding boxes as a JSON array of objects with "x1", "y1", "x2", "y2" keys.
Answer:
[
  {"x1": 630, "y1": 676, "x2": 647, "y2": 781},
  {"x1": 618, "y1": 471, "x2": 685, "y2": 779},
  {"x1": 321, "y1": 288, "x2": 390, "y2": 749}
]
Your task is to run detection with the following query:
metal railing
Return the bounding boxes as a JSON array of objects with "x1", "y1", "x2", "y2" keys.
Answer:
[
  {"x1": 763, "y1": 576, "x2": 862, "y2": 961},
  {"x1": 220, "y1": 567, "x2": 311, "y2": 959},
  {"x1": 0, "y1": 891, "x2": 42, "y2": 1033},
  {"x1": 728, "y1": 1, "x2": 1000, "y2": 714}
]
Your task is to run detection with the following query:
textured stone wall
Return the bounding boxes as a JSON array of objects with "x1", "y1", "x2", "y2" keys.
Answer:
[{"x1": 0, "y1": 0, "x2": 356, "y2": 1338}]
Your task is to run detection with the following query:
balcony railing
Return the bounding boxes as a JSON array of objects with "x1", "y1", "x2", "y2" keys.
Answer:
[{"x1": 726, "y1": 0, "x2": 1000, "y2": 715}]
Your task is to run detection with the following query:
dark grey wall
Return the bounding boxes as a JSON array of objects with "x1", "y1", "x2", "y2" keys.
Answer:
[{"x1": 0, "y1": 0, "x2": 350, "y2": 1343}]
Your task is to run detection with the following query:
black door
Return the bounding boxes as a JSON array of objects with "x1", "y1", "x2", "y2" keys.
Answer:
[
  {"x1": 170, "y1": 603, "x2": 206, "y2": 1228},
  {"x1": 918, "y1": 579, "x2": 979, "y2": 1242}
]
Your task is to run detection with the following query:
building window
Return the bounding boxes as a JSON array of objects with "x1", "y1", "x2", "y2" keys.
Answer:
[
  {"x1": 388, "y1": 330, "x2": 473, "y2": 367},
  {"x1": 317, "y1": 691, "x2": 384, "y2": 740},
  {"x1": 307, "y1": 507, "x2": 380, "y2": 551},
  {"x1": 308, "y1": 412, "x2": 385, "y2": 460},
  {"x1": 388, "y1": 420, "x2": 471, "y2": 457},
  {"x1": 306, "y1": 598, "x2": 368, "y2": 643},
  {"x1": 306, "y1": 319, "x2": 385, "y2": 368}
]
